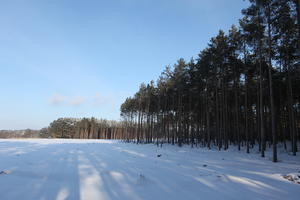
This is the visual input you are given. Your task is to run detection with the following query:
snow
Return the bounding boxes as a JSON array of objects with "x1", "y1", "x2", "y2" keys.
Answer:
[{"x1": 0, "y1": 139, "x2": 299, "y2": 200}]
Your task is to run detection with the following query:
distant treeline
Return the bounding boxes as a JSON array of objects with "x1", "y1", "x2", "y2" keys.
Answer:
[
  {"x1": 47, "y1": 118, "x2": 125, "y2": 139},
  {"x1": 0, "y1": 129, "x2": 40, "y2": 138},
  {"x1": 0, "y1": 118, "x2": 126, "y2": 139},
  {"x1": 119, "y1": 0, "x2": 300, "y2": 162}
]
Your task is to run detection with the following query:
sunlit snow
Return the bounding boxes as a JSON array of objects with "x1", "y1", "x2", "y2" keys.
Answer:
[{"x1": 0, "y1": 139, "x2": 299, "y2": 200}]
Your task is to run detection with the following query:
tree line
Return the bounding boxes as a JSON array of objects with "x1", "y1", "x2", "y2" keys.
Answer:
[
  {"x1": 120, "y1": 0, "x2": 300, "y2": 162},
  {"x1": 47, "y1": 118, "x2": 125, "y2": 140},
  {"x1": 0, "y1": 129, "x2": 40, "y2": 138}
]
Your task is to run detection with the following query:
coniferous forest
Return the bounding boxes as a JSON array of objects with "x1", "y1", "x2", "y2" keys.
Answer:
[
  {"x1": 118, "y1": 0, "x2": 300, "y2": 162},
  {"x1": 44, "y1": 0, "x2": 300, "y2": 163}
]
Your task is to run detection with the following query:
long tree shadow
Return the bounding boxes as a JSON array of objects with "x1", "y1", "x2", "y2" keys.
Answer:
[
  {"x1": 81, "y1": 142, "x2": 300, "y2": 200},
  {"x1": 1, "y1": 141, "x2": 299, "y2": 200},
  {"x1": 0, "y1": 142, "x2": 81, "y2": 200},
  {"x1": 81, "y1": 143, "x2": 222, "y2": 200}
]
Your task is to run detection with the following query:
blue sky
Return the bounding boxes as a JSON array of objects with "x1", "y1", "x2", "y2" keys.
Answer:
[{"x1": 0, "y1": 0, "x2": 249, "y2": 130}]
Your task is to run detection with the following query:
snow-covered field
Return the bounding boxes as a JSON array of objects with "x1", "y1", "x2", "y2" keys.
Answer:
[{"x1": 0, "y1": 139, "x2": 299, "y2": 200}]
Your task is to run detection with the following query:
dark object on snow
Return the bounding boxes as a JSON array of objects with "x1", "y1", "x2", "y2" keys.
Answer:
[
  {"x1": 157, "y1": 154, "x2": 162, "y2": 157},
  {"x1": 283, "y1": 174, "x2": 300, "y2": 184},
  {"x1": 203, "y1": 164, "x2": 207, "y2": 167},
  {"x1": 0, "y1": 170, "x2": 10, "y2": 175}
]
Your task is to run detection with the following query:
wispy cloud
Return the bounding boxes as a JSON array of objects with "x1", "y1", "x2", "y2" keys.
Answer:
[
  {"x1": 48, "y1": 94, "x2": 66, "y2": 105},
  {"x1": 48, "y1": 94, "x2": 85, "y2": 106},
  {"x1": 92, "y1": 92, "x2": 106, "y2": 106},
  {"x1": 48, "y1": 92, "x2": 121, "y2": 108},
  {"x1": 69, "y1": 96, "x2": 85, "y2": 106},
  {"x1": 92, "y1": 92, "x2": 119, "y2": 108}
]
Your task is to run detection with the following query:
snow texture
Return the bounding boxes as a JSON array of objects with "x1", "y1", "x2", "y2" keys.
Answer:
[{"x1": 0, "y1": 139, "x2": 299, "y2": 200}]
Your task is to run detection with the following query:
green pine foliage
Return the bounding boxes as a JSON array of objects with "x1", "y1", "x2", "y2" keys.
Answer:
[{"x1": 120, "y1": 0, "x2": 300, "y2": 161}]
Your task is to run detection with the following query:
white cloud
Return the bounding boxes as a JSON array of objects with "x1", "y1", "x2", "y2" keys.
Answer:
[
  {"x1": 48, "y1": 94, "x2": 86, "y2": 106},
  {"x1": 69, "y1": 96, "x2": 85, "y2": 106},
  {"x1": 48, "y1": 94, "x2": 66, "y2": 105},
  {"x1": 92, "y1": 92, "x2": 118, "y2": 108},
  {"x1": 48, "y1": 92, "x2": 121, "y2": 108},
  {"x1": 92, "y1": 92, "x2": 106, "y2": 106}
]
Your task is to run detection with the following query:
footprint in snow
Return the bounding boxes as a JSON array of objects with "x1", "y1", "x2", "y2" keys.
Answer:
[
  {"x1": 136, "y1": 174, "x2": 152, "y2": 186},
  {"x1": 216, "y1": 174, "x2": 227, "y2": 182}
]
